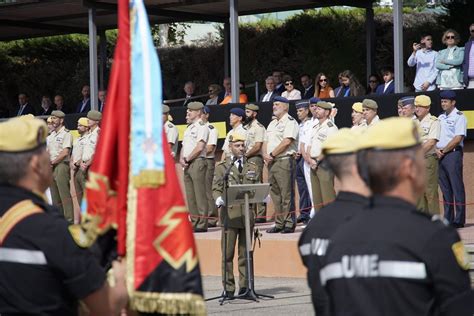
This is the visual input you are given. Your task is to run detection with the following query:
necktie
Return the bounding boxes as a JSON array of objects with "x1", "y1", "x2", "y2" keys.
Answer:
[{"x1": 238, "y1": 159, "x2": 243, "y2": 173}]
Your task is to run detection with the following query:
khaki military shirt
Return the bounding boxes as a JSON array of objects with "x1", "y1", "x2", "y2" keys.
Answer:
[
  {"x1": 419, "y1": 113, "x2": 440, "y2": 155},
  {"x1": 71, "y1": 134, "x2": 88, "y2": 164},
  {"x1": 205, "y1": 122, "x2": 218, "y2": 159},
  {"x1": 244, "y1": 119, "x2": 265, "y2": 156},
  {"x1": 47, "y1": 126, "x2": 72, "y2": 162},
  {"x1": 164, "y1": 121, "x2": 179, "y2": 157},
  {"x1": 222, "y1": 124, "x2": 247, "y2": 157},
  {"x1": 82, "y1": 127, "x2": 100, "y2": 163},
  {"x1": 367, "y1": 115, "x2": 380, "y2": 127},
  {"x1": 182, "y1": 120, "x2": 209, "y2": 159},
  {"x1": 351, "y1": 120, "x2": 368, "y2": 133},
  {"x1": 309, "y1": 118, "x2": 338, "y2": 158},
  {"x1": 265, "y1": 113, "x2": 299, "y2": 157}
]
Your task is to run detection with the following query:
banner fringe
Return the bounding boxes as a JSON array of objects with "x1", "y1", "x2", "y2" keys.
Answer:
[{"x1": 130, "y1": 291, "x2": 206, "y2": 315}]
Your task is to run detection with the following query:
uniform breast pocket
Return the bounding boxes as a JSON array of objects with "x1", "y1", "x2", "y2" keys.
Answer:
[
  {"x1": 55, "y1": 137, "x2": 63, "y2": 143},
  {"x1": 245, "y1": 170, "x2": 257, "y2": 181}
]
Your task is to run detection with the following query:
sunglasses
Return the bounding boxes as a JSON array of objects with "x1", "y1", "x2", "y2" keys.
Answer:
[
  {"x1": 369, "y1": 80, "x2": 378, "y2": 83},
  {"x1": 319, "y1": 79, "x2": 327, "y2": 82},
  {"x1": 446, "y1": 35, "x2": 455, "y2": 39},
  {"x1": 284, "y1": 82, "x2": 293, "y2": 86}
]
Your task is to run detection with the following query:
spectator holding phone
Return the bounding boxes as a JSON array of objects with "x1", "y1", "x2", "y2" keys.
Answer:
[{"x1": 407, "y1": 34, "x2": 438, "y2": 92}]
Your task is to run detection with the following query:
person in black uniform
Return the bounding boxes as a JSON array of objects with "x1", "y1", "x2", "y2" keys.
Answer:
[
  {"x1": 320, "y1": 117, "x2": 473, "y2": 316},
  {"x1": 0, "y1": 117, "x2": 128, "y2": 315},
  {"x1": 298, "y1": 128, "x2": 370, "y2": 316}
]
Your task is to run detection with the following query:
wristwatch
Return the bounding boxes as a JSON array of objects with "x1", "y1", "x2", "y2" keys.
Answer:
[{"x1": 269, "y1": 152, "x2": 275, "y2": 159}]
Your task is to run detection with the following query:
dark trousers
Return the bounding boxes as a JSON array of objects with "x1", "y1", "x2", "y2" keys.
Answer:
[
  {"x1": 296, "y1": 156, "x2": 311, "y2": 218},
  {"x1": 438, "y1": 150, "x2": 466, "y2": 225}
]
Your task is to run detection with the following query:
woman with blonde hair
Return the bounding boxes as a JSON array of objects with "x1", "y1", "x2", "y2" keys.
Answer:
[
  {"x1": 436, "y1": 29, "x2": 464, "y2": 90},
  {"x1": 314, "y1": 73, "x2": 335, "y2": 98}
]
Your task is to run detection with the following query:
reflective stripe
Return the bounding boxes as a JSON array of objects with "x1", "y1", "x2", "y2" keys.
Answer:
[
  {"x1": 299, "y1": 243, "x2": 311, "y2": 256},
  {"x1": 0, "y1": 248, "x2": 47, "y2": 265},
  {"x1": 320, "y1": 259, "x2": 427, "y2": 285}
]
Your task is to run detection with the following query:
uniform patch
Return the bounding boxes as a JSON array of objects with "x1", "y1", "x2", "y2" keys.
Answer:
[
  {"x1": 208, "y1": 125, "x2": 214, "y2": 129},
  {"x1": 288, "y1": 116, "x2": 294, "y2": 120},
  {"x1": 327, "y1": 121, "x2": 334, "y2": 127},
  {"x1": 452, "y1": 241, "x2": 470, "y2": 270},
  {"x1": 168, "y1": 123, "x2": 174, "y2": 128}
]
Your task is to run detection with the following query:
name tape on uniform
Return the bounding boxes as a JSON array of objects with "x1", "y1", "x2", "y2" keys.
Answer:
[{"x1": 320, "y1": 255, "x2": 427, "y2": 285}]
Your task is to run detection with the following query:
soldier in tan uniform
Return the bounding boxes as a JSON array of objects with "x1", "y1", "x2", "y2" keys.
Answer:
[
  {"x1": 212, "y1": 133, "x2": 260, "y2": 297},
  {"x1": 415, "y1": 95, "x2": 441, "y2": 215},
  {"x1": 162, "y1": 105, "x2": 178, "y2": 158},
  {"x1": 70, "y1": 117, "x2": 89, "y2": 205},
  {"x1": 307, "y1": 101, "x2": 338, "y2": 212},
  {"x1": 263, "y1": 96, "x2": 299, "y2": 233},
  {"x1": 351, "y1": 102, "x2": 367, "y2": 131},
  {"x1": 221, "y1": 108, "x2": 246, "y2": 160},
  {"x1": 243, "y1": 103, "x2": 267, "y2": 223},
  {"x1": 362, "y1": 99, "x2": 380, "y2": 127},
  {"x1": 201, "y1": 106, "x2": 219, "y2": 227},
  {"x1": 180, "y1": 102, "x2": 209, "y2": 232},
  {"x1": 47, "y1": 110, "x2": 73, "y2": 222},
  {"x1": 77, "y1": 110, "x2": 102, "y2": 199}
]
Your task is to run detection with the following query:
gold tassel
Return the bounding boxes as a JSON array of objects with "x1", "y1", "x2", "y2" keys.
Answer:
[
  {"x1": 132, "y1": 170, "x2": 165, "y2": 188},
  {"x1": 130, "y1": 292, "x2": 206, "y2": 315}
]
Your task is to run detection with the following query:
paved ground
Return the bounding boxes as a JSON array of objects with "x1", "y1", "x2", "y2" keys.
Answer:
[{"x1": 203, "y1": 276, "x2": 313, "y2": 315}]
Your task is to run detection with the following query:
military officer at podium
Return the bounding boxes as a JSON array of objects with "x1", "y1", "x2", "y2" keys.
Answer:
[{"x1": 212, "y1": 133, "x2": 260, "y2": 298}]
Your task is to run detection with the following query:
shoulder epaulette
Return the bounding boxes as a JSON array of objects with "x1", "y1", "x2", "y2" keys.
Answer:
[
  {"x1": 64, "y1": 128, "x2": 70, "y2": 132},
  {"x1": 208, "y1": 125, "x2": 214, "y2": 129},
  {"x1": 288, "y1": 116, "x2": 294, "y2": 121},
  {"x1": 217, "y1": 160, "x2": 227, "y2": 166},
  {"x1": 257, "y1": 122, "x2": 264, "y2": 127},
  {"x1": 430, "y1": 214, "x2": 450, "y2": 226},
  {"x1": 327, "y1": 121, "x2": 334, "y2": 127},
  {"x1": 430, "y1": 116, "x2": 438, "y2": 121},
  {"x1": 168, "y1": 123, "x2": 174, "y2": 128},
  {"x1": 457, "y1": 111, "x2": 463, "y2": 115},
  {"x1": 199, "y1": 121, "x2": 205, "y2": 125}
]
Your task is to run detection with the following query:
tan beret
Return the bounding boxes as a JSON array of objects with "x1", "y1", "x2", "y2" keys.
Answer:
[
  {"x1": 358, "y1": 117, "x2": 421, "y2": 150},
  {"x1": 414, "y1": 95, "x2": 431, "y2": 107},
  {"x1": 0, "y1": 117, "x2": 48, "y2": 153},
  {"x1": 51, "y1": 110, "x2": 65, "y2": 118},
  {"x1": 229, "y1": 133, "x2": 246, "y2": 143},
  {"x1": 78, "y1": 117, "x2": 89, "y2": 127},
  {"x1": 362, "y1": 99, "x2": 378, "y2": 110},
  {"x1": 245, "y1": 104, "x2": 259, "y2": 111},
  {"x1": 352, "y1": 102, "x2": 363, "y2": 113},
  {"x1": 187, "y1": 101, "x2": 204, "y2": 110},
  {"x1": 87, "y1": 110, "x2": 102, "y2": 121},
  {"x1": 322, "y1": 128, "x2": 360, "y2": 155}
]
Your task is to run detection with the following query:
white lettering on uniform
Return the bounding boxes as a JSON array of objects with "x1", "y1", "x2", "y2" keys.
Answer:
[
  {"x1": 320, "y1": 254, "x2": 427, "y2": 285},
  {"x1": 299, "y1": 238, "x2": 330, "y2": 257}
]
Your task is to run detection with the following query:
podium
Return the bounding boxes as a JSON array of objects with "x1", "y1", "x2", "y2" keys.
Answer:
[{"x1": 226, "y1": 183, "x2": 274, "y2": 302}]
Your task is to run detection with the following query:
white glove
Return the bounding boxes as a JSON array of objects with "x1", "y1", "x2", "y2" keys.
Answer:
[{"x1": 215, "y1": 196, "x2": 225, "y2": 207}]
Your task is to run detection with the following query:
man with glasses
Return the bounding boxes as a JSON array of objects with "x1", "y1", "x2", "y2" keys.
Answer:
[
  {"x1": 462, "y1": 23, "x2": 474, "y2": 89},
  {"x1": 407, "y1": 33, "x2": 438, "y2": 92}
]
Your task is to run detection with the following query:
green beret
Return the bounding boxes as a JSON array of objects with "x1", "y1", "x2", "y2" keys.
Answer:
[
  {"x1": 362, "y1": 99, "x2": 378, "y2": 110},
  {"x1": 162, "y1": 104, "x2": 170, "y2": 114},
  {"x1": 187, "y1": 101, "x2": 204, "y2": 110},
  {"x1": 245, "y1": 104, "x2": 259, "y2": 111},
  {"x1": 87, "y1": 110, "x2": 102, "y2": 121},
  {"x1": 316, "y1": 101, "x2": 333, "y2": 110},
  {"x1": 0, "y1": 117, "x2": 48, "y2": 153},
  {"x1": 51, "y1": 110, "x2": 65, "y2": 118}
]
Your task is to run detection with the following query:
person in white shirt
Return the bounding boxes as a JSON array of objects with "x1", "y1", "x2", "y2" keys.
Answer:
[
  {"x1": 407, "y1": 33, "x2": 438, "y2": 91},
  {"x1": 259, "y1": 76, "x2": 278, "y2": 102},
  {"x1": 281, "y1": 76, "x2": 302, "y2": 101}
]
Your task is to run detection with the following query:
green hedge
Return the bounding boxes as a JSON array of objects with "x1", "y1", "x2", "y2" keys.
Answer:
[{"x1": 0, "y1": 9, "x2": 459, "y2": 115}]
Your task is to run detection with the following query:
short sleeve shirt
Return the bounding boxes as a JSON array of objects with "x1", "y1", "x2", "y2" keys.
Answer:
[
  {"x1": 47, "y1": 126, "x2": 72, "y2": 162},
  {"x1": 298, "y1": 118, "x2": 313, "y2": 150},
  {"x1": 419, "y1": 113, "x2": 440, "y2": 155},
  {"x1": 309, "y1": 119, "x2": 338, "y2": 158},
  {"x1": 244, "y1": 119, "x2": 266, "y2": 154},
  {"x1": 81, "y1": 127, "x2": 100, "y2": 162},
  {"x1": 222, "y1": 124, "x2": 247, "y2": 157},
  {"x1": 71, "y1": 135, "x2": 88, "y2": 164},
  {"x1": 164, "y1": 121, "x2": 179, "y2": 157},
  {"x1": 205, "y1": 122, "x2": 218, "y2": 158},
  {"x1": 182, "y1": 120, "x2": 209, "y2": 158},
  {"x1": 265, "y1": 113, "x2": 299, "y2": 157},
  {"x1": 437, "y1": 108, "x2": 467, "y2": 149}
]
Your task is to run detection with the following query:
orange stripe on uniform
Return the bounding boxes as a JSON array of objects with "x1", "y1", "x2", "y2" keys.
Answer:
[{"x1": 0, "y1": 200, "x2": 43, "y2": 244}]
